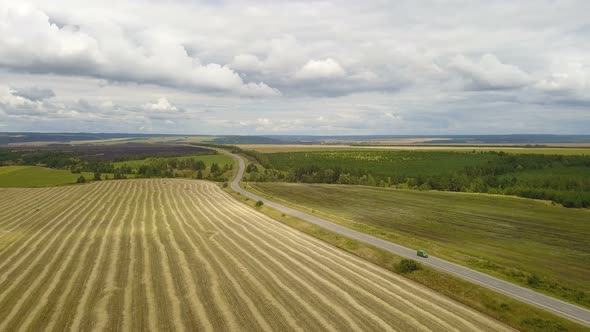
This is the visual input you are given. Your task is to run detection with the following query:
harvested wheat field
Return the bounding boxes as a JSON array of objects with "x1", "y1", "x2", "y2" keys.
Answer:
[{"x1": 0, "y1": 179, "x2": 511, "y2": 331}]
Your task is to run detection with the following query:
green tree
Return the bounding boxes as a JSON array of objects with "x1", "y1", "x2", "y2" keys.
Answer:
[
  {"x1": 337, "y1": 173, "x2": 351, "y2": 184},
  {"x1": 367, "y1": 174, "x2": 377, "y2": 186},
  {"x1": 210, "y1": 163, "x2": 220, "y2": 174},
  {"x1": 246, "y1": 163, "x2": 259, "y2": 173},
  {"x1": 93, "y1": 172, "x2": 102, "y2": 181},
  {"x1": 527, "y1": 273, "x2": 542, "y2": 287},
  {"x1": 323, "y1": 169, "x2": 335, "y2": 183},
  {"x1": 397, "y1": 259, "x2": 421, "y2": 273}
]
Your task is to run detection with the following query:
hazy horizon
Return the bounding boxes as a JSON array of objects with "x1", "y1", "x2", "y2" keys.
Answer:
[{"x1": 3, "y1": 132, "x2": 590, "y2": 137}]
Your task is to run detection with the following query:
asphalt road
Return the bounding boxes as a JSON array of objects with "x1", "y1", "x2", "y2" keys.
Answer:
[{"x1": 221, "y1": 149, "x2": 590, "y2": 327}]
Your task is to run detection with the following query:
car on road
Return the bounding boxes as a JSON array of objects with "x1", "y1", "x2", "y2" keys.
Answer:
[{"x1": 417, "y1": 249, "x2": 428, "y2": 258}]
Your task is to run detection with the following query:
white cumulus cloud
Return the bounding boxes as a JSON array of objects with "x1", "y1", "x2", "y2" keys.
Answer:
[
  {"x1": 295, "y1": 58, "x2": 346, "y2": 80},
  {"x1": 0, "y1": 3, "x2": 279, "y2": 97},
  {"x1": 449, "y1": 54, "x2": 531, "y2": 90},
  {"x1": 142, "y1": 97, "x2": 178, "y2": 112}
]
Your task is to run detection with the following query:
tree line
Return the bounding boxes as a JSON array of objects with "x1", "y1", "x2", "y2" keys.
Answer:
[
  {"x1": 244, "y1": 151, "x2": 590, "y2": 208},
  {"x1": 0, "y1": 150, "x2": 233, "y2": 182}
]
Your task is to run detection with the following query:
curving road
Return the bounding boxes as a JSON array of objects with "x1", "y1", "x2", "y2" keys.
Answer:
[{"x1": 220, "y1": 149, "x2": 590, "y2": 327}]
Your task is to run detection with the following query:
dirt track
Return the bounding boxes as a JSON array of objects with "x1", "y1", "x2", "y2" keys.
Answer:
[{"x1": 0, "y1": 179, "x2": 511, "y2": 331}]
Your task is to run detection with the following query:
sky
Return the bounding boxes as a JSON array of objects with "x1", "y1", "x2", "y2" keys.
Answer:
[{"x1": 0, "y1": 0, "x2": 589, "y2": 135}]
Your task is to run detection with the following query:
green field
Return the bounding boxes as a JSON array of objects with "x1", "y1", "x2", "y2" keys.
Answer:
[
  {"x1": 0, "y1": 166, "x2": 96, "y2": 187},
  {"x1": 246, "y1": 150, "x2": 590, "y2": 208},
  {"x1": 230, "y1": 185, "x2": 588, "y2": 331},
  {"x1": 264, "y1": 150, "x2": 495, "y2": 178},
  {"x1": 248, "y1": 182, "x2": 590, "y2": 307}
]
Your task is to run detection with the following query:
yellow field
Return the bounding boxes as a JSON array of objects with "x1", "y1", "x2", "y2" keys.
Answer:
[{"x1": 0, "y1": 179, "x2": 511, "y2": 331}]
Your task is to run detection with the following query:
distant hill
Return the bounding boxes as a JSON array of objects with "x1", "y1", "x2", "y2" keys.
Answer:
[
  {"x1": 423, "y1": 135, "x2": 590, "y2": 144},
  {"x1": 208, "y1": 136, "x2": 285, "y2": 144},
  {"x1": 262, "y1": 134, "x2": 590, "y2": 145},
  {"x1": 0, "y1": 132, "x2": 186, "y2": 145},
  {"x1": 2, "y1": 132, "x2": 590, "y2": 146}
]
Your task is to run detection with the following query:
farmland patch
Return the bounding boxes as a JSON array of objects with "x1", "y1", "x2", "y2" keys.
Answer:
[{"x1": 0, "y1": 179, "x2": 511, "y2": 331}]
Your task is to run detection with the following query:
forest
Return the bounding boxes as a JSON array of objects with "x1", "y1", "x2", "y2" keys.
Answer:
[
  {"x1": 0, "y1": 149, "x2": 233, "y2": 182},
  {"x1": 243, "y1": 150, "x2": 590, "y2": 208}
]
